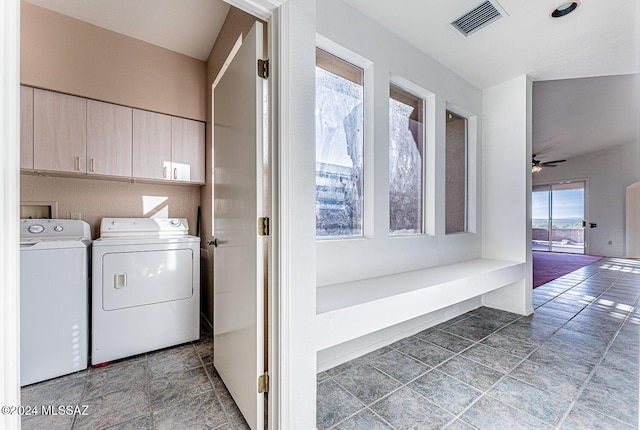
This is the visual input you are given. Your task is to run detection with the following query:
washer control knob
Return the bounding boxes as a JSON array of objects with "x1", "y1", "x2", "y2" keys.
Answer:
[
  {"x1": 53, "y1": 225, "x2": 64, "y2": 232},
  {"x1": 28, "y1": 224, "x2": 44, "y2": 234},
  {"x1": 170, "y1": 219, "x2": 181, "y2": 227}
]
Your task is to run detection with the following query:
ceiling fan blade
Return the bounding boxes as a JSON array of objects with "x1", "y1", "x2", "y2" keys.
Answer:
[
  {"x1": 541, "y1": 163, "x2": 557, "y2": 167},
  {"x1": 541, "y1": 159, "x2": 566, "y2": 165}
]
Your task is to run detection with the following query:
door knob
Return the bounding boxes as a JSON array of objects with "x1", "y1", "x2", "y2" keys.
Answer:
[{"x1": 208, "y1": 238, "x2": 218, "y2": 247}]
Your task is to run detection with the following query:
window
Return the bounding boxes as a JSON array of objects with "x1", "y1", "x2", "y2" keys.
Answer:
[
  {"x1": 445, "y1": 110, "x2": 468, "y2": 233},
  {"x1": 315, "y1": 48, "x2": 364, "y2": 238},
  {"x1": 389, "y1": 84, "x2": 424, "y2": 235}
]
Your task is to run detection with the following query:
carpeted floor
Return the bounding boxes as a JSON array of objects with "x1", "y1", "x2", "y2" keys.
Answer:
[{"x1": 532, "y1": 251, "x2": 603, "y2": 288}]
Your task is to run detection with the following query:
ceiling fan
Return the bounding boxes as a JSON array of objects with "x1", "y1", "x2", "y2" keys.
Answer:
[{"x1": 532, "y1": 155, "x2": 566, "y2": 173}]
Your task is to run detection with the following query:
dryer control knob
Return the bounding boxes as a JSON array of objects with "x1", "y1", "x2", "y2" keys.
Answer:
[
  {"x1": 53, "y1": 225, "x2": 64, "y2": 232},
  {"x1": 28, "y1": 224, "x2": 44, "y2": 234},
  {"x1": 170, "y1": 219, "x2": 181, "y2": 227}
]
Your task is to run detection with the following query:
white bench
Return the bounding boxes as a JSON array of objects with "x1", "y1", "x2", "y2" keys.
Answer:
[{"x1": 316, "y1": 258, "x2": 526, "y2": 351}]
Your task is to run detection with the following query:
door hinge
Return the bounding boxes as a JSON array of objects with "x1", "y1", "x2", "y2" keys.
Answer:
[
  {"x1": 258, "y1": 372, "x2": 269, "y2": 394},
  {"x1": 258, "y1": 217, "x2": 270, "y2": 236},
  {"x1": 258, "y1": 59, "x2": 269, "y2": 79}
]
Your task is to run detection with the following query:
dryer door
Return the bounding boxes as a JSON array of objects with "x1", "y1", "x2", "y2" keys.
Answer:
[{"x1": 102, "y1": 248, "x2": 194, "y2": 311}]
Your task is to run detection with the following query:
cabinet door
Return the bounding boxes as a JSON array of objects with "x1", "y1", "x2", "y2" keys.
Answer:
[
  {"x1": 132, "y1": 109, "x2": 172, "y2": 180},
  {"x1": 87, "y1": 100, "x2": 132, "y2": 177},
  {"x1": 171, "y1": 117, "x2": 205, "y2": 183},
  {"x1": 33, "y1": 89, "x2": 87, "y2": 173},
  {"x1": 20, "y1": 86, "x2": 34, "y2": 169}
]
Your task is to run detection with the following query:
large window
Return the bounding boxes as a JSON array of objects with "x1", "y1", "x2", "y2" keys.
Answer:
[
  {"x1": 389, "y1": 84, "x2": 424, "y2": 235},
  {"x1": 445, "y1": 110, "x2": 468, "y2": 233},
  {"x1": 315, "y1": 48, "x2": 364, "y2": 238}
]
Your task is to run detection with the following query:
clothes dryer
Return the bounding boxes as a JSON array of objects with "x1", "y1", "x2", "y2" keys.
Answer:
[{"x1": 91, "y1": 218, "x2": 200, "y2": 365}]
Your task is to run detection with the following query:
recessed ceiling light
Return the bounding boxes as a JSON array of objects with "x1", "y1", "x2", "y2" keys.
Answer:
[{"x1": 551, "y1": 1, "x2": 580, "y2": 18}]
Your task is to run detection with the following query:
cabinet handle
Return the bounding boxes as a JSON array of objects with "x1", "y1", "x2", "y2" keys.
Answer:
[
  {"x1": 90, "y1": 159, "x2": 95, "y2": 172},
  {"x1": 75, "y1": 156, "x2": 80, "y2": 171},
  {"x1": 173, "y1": 167, "x2": 177, "y2": 180},
  {"x1": 163, "y1": 166, "x2": 167, "y2": 178}
]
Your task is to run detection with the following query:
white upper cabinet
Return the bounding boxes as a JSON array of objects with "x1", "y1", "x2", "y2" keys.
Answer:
[
  {"x1": 133, "y1": 109, "x2": 205, "y2": 184},
  {"x1": 87, "y1": 100, "x2": 132, "y2": 177},
  {"x1": 172, "y1": 117, "x2": 205, "y2": 183},
  {"x1": 132, "y1": 109, "x2": 172, "y2": 181},
  {"x1": 20, "y1": 86, "x2": 34, "y2": 170},
  {"x1": 21, "y1": 87, "x2": 204, "y2": 184},
  {"x1": 33, "y1": 89, "x2": 87, "y2": 173}
]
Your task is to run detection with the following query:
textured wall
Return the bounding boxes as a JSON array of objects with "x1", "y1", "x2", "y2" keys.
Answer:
[
  {"x1": 21, "y1": 174, "x2": 201, "y2": 240},
  {"x1": 21, "y1": 2, "x2": 207, "y2": 121}
]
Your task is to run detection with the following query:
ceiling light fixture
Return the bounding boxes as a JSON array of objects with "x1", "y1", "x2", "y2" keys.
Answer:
[
  {"x1": 532, "y1": 165, "x2": 543, "y2": 173},
  {"x1": 551, "y1": 1, "x2": 580, "y2": 18}
]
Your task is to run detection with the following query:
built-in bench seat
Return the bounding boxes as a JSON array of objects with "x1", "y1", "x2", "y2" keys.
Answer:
[{"x1": 316, "y1": 258, "x2": 526, "y2": 351}]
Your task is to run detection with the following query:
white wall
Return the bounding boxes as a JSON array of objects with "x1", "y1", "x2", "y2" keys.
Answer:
[
  {"x1": 316, "y1": 0, "x2": 483, "y2": 286},
  {"x1": 313, "y1": 0, "x2": 537, "y2": 372},
  {"x1": 533, "y1": 141, "x2": 640, "y2": 258},
  {"x1": 627, "y1": 181, "x2": 640, "y2": 258},
  {"x1": 481, "y1": 75, "x2": 532, "y2": 315},
  {"x1": 276, "y1": 0, "x2": 318, "y2": 427}
]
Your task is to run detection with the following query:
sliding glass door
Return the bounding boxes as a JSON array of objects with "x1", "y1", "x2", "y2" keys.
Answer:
[
  {"x1": 532, "y1": 181, "x2": 586, "y2": 254},
  {"x1": 532, "y1": 186, "x2": 551, "y2": 251}
]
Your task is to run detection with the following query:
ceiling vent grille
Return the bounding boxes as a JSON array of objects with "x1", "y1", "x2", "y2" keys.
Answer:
[{"x1": 450, "y1": 0, "x2": 507, "y2": 37}]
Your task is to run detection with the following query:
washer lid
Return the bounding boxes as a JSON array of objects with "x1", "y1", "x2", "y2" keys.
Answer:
[
  {"x1": 20, "y1": 219, "x2": 91, "y2": 242},
  {"x1": 20, "y1": 238, "x2": 91, "y2": 250},
  {"x1": 100, "y1": 217, "x2": 190, "y2": 238}
]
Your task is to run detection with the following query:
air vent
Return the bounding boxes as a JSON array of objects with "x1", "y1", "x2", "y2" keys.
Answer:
[{"x1": 450, "y1": 0, "x2": 507, "y2": 37}]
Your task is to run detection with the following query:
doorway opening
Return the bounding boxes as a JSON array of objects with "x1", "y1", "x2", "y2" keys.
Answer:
[{"x1": 532, "y1": 181, "x2": 586, "y2": 254}]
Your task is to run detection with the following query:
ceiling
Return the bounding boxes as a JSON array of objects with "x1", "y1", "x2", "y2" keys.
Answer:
[
  {"x1": 533, "y1": 74, "x2": 640, "y2": 163},
  {"x1": 23, "y1": 0, "x2": 231, "y2": 61},
  {"x1": 342, "y1": 0, "x2": 640, "y2": 163},
  {"x1": 342, "y1": 0, "x2": 639, "y2": 89},
  {"x1": 22, "y1": 0, "x2": 640, "y2": 162}
]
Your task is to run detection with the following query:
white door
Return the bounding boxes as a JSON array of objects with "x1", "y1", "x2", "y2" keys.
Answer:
[{"x1": 213, "y1": 22, "x2": 266, "y2": 430}]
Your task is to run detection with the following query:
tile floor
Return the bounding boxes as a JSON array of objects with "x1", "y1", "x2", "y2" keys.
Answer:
[
  {"x1": 21, "y1": 323, "x2": 250, "y2": 430},
  {"x1": 21, "y1": 257, "x2": 640, "y2": 429},
  {"x1": 317, "y1": 257, "x2": 640, "y2": 429}
]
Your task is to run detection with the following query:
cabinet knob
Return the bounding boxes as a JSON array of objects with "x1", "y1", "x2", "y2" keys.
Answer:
[
  {"x1": 90, "y1": 158, "x2": 95, "y2": 172},
  {"x1": 173, "y1": 167, "x2": 177, "y2": 180},
  {"x1": 75, "y1": 156, "x2": 80, "y2": 171},
  {"x1": 163, "y1": 166, "x2": 167, "y2": 178}
]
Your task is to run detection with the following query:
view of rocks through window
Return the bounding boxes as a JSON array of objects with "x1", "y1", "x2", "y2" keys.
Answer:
[
  {"x1": 315, "y1": 67, "x2": 423, "y2": 237},
  {"x1": 315, "y1": 66, "x2": 363, "y2": 237}
]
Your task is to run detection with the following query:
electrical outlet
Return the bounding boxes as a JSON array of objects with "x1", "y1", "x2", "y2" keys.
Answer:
[{"x1": 71, "y1": 212, "x2": 81, "y2": 220}]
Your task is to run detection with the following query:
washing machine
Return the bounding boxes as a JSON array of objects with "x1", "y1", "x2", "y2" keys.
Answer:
[
  {"x1": 91, "y1": 217, "x2": 200, "y2": 365},
  {"x1": 20, "y1": 219, "x2": 91, "y2": 386}
]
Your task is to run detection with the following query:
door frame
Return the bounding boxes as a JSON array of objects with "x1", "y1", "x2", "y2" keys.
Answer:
[
  {"x1": 215, "y1": 0, "x2": 319, "y2": 428},
  {"x1": 1, "y1": 1, "x2": 21, "y2": 429},
  {"x1": 532, "y1": 178, "x2": 589, "y2": 255},
  {"x1": 3, "y1": 0, "x2": 318, "y2": 429}
]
